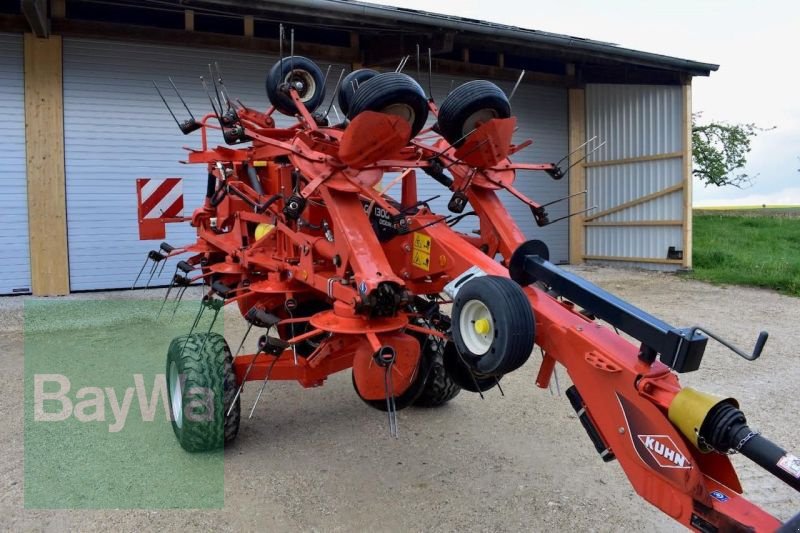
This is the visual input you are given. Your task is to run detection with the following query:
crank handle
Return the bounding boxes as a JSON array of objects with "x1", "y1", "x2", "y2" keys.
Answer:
[{"x1": 687, "y1": 326, "x2": 768, "y2": 361}]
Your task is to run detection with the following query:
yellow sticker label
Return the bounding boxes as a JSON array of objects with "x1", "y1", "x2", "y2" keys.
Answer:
[
  {"x1": 253, "y1": 161, "x2": 268, "y2": 167},
  {"x1": 413, "y1": 232, "x2": 431, "y2": 252},
  {"x1": 412, "y1": 249, "x2": 431, "y2": 271}
]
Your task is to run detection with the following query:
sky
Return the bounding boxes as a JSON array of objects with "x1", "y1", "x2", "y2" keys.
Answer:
[{"x1": 362, "y1": 0, "x2": 799, "y2": 206}]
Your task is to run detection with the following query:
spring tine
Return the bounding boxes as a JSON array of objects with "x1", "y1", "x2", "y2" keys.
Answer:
[
  {"x1": 131, "y1": 255, "x2": 150, "y2": 289},
  {"x1": 553, "y1": 365, "x2": 561, "y2": 397},
  {"x1": 427, "y1": 48, "x2": 433, "y2": 101},
  {"x1": 495, "y1": 378, "x2": 505, "y2": 397},
  {"x1": 171, "y1": 284, "x2": 188, "y2": 318},
  {"x1": 321, "y1": 64, "x2": 331, "y2": 89},
  {"x1": 157, "y1": 256, "x2": 169, "y2": 277},
  {"x1": 168, "y1": 77, "x2": 195, "y2": 120},
  {"x1": 200, "y1": 76, "x2": 221, "y2": 119},
  {"x1": 554, "y1": 135, "x2": 598, "y2": 168},
  {"x1": 177, "y1": 300, "x2": 206, "y2": 360},
  {"x1": 416, "y1": 44, "x2": 421, "y2": 82},
  {"x1": 248, "y1": 354, "x2": 280, "y2": 419},
  {"x1": 153, "y1": 81, "x2": 181, "y2": 127},
  {"x1": 145, "y1": 260, "x2": 160, "y2": 288},
  {"x1": 197, "y1": 306, "x2": 221, "y2": 355},
  {"x1": 156, "y1": 270, "x2": 178, "y2": 319},
  {"x1": 234, "y1": 323, "x2": 253, "y2": 357},
  {"x1": 324, "y1": 68, "x2": 345, "y2": 119},
  {"x1": 331, "y1": 104, "x2": 341, "y2": 123},
  {"x1": 508, "y1": 70, "x2": 526, "y2": 102}
]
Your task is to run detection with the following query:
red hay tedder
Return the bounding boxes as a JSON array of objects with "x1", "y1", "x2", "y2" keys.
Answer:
[{"x1": 132, "y1": 43, "x2": 799, "y2": 530}]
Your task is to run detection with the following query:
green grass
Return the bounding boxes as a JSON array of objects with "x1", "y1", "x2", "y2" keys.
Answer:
[{"x1": 690, "y1": 210, "x2": 800, "y2": 296}]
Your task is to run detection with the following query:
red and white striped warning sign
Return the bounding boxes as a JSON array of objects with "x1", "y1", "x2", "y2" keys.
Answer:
[
  {"x1": 136, "y1": 178, "x2": 183, "y2": 220},
  {"x1": 136, "y1": 178, "x2": 184, "y2": 240}
]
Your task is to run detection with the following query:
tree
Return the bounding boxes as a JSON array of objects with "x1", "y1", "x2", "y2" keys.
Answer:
[{"x1": 692, "y1": 114, "x2": 771, "y2": 188}]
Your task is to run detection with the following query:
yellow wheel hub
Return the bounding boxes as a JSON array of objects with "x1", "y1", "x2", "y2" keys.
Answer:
[{"x1": 474, "y1": 318, "x2": 490, "y2": 335}]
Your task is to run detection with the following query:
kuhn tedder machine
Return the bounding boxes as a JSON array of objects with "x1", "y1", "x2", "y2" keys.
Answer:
[{"x1": 133, "y1": 39, "x2": 799, "y2": 530}]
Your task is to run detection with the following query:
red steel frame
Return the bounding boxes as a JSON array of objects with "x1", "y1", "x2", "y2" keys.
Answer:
[{"x1": 142, "y1": 84, "x2": 786, "y2": 531}]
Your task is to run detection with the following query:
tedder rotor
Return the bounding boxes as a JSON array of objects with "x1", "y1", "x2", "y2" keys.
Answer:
[{"x1": 133, "y1": 42, "x2": 800, "y2": 531}]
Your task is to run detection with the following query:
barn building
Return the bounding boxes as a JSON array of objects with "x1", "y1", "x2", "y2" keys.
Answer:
[{"x1": 1, "y1": 0, "x2": 717, "y2": 295}]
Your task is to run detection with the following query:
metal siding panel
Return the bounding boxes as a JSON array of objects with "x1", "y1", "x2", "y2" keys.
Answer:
[
  {"x1": 405, "y1": 75, "x2": 568, "y2": 263},
  {"x1": 63, "y1": 38, "x2": 568, "y2": 290},
  {"x1": 0, "y1": 33, "x2": 31, "y2": 295},
  {"x1": 63, "y1": 38, "x2": 346, "y2": 290},
  {"x1": 585, "y1": 84, "x2": 684, "y2": 269}
]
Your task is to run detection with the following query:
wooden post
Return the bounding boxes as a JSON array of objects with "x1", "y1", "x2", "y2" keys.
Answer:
[
  {"x1": 497, "y1": 52, "x2": 504, "y2": 68},
  {"x1": 461, "y1": 48, "x2": 469, "y2": 63},
  {"x1": 244, "y1": 15, "x2": 254, "y2": 38},
  {"x1": 24, "y1": 34, "x2": 69, "y2": 295},
  {"x1": 52, "y1": 0, "x2": 66, "y2": 19},
  {"x1": 184, "y1": 10, "x2": 194, "y2": 32},
  {"x1": 568, "y1": 88, "x2": 587, "y2": 264},
  {"x1": 681, "y1": 81, "x2": 693, "y2": 269},
  {"x1": 350, "y1": 32, "x2": 362, "y2": 70}
]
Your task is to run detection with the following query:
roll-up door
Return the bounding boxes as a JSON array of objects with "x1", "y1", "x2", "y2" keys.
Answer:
[
  {"x1": 413, "y1": 74, "x2": 569, "y2": 263},
  {"x1": 63, "y1": 38, "x2": 345, "y2": 290},
  {"x1": 0, "y1": 33, "x2": 30, "y2": 295}
]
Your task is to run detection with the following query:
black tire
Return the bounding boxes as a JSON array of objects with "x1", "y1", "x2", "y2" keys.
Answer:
[
  {"x1": 266, "y1": 56, "x2": 326, "y2": 116},
  {"x1": 437, "y1": 80, "x2": 511, "y2": 146},
  {"x1": 347, "y1": 72, "x2": 429, "y2": 138},
  {"x1": 166, "y1": 332, "x2": 240, "y2": 452},
  {"x1": 353, "y1": 335, "x2": 435, "y2": 411},
  {"x1": 338, "y1": 69, "x2": 378, "y2": 115},
  {"x1": 413, "y1": 337, "x2": 461, "y2": 407},
  {"x1": 452, "y1": 275, "x2": 535, "y2": 375},
  {"x1": 442, "y1": 341, "x2": 499, "y2": 393}
]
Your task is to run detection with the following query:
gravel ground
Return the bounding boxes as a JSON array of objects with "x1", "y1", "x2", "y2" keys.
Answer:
[{"x1": 1, "y1": 265, "x2": 798, "y2": 531}]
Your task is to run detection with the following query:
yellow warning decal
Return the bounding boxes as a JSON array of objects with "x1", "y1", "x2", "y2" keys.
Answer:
[
  {"x1": 412, "y1": 249, "x2": 431, "y2": 271},
  {"x1": 253, "y1": 161, "x2": 268, "y2": 167},
  {"x1": 412, "y1": 232, "x2": 431, "y2": 252}
]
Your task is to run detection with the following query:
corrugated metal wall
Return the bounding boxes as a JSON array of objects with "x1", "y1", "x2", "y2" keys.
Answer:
[
  {"x1": 393, "y1": 75, "x2": 569, "y2": 262},
  {"x1": 585, "y1": 84, "x2": 685, "y2": 270},
  {"x1": 63, "y1": 38, "x2": 347, "y2": 290},
  {"x1": 0, "y1": 33, "x2": 31, "y2": 295},
  {"x1": 62, "y1": 37, "x2": 568, "y2": 290}
]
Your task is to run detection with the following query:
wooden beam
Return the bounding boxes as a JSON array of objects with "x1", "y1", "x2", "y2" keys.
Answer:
[
  {"x1": 21, "y1": 0, "x2": 49, "y2": 37},
  {"x1": 584, "y1": 220, "x2": 683, "y2": 227},
  {"x1": 461, "y1": 48, "x2": 469, "y2": 63},
  {"x1": 184, "y1": 10, "x2": 194, "y2": 32},
  {"x1": 430, "y1": 57, "x2": 573, "y2": 85},
  {"x1": 583, "y1": 151, "x2": 682, "y2": 168},
  {"x1": 497, "y1": 52, "x2": 504, "y2": 68},
  {"x1": 49, "y1": 19, "x2": 358, "y2": 63},
  {"x1": 584, "y1": 183, "x2": 684, "y2": 222},
  {"x1": 583, "y1": 255, "x2": 684, "y2": 265},
  {"x1": 243, "y1": 15, "x2": 254, "y2": 38},
  {"x1": 52, "y1": 0, "x2": 66, "y2": 19},
  {"x1": 682, "y1": 81, "x2": 693, "y2": 269},
  {"x1": 24, "y1": 34, "x2": 69, "y2": 295},
  {"x1": 568, "y1": 88, "x2": 586, "y2": 264}
]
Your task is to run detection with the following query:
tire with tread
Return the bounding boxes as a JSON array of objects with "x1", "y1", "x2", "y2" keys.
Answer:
[
  {"x1": 413, "y1": 337, "x2": 461, "y2": 407},
  {"x1": 338, "y1": 69, "x2": 378, "y2": 115},
  {"x1": 437, "y1": 80, "x2": 511, "y2": 146},
  {"x1": 166, "y1": 332, "x2": 240, "y2": 452},
  {"x1": 452, "y1": 275, "x2": 535, "y2": 376},
  {"x1": 266, "y1": 55, "x2": 326, "y2": 116},
  {"x1": 347, "y1": 72, "x2": 429, "y2": 138}
]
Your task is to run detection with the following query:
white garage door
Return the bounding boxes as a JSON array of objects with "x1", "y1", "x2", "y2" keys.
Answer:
[
  {"x1": 63, "y1": 38, "x2": 346, "y2": 290},
  {"x1": 62, "y1": 38, "x2": 568, "y2": 291},
  {"x1": 421, "y1": 75, "x2": 569, "y2": 263},
  {"x1": 0, "y1": 33, "x2": 31, "y2": 295}
]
